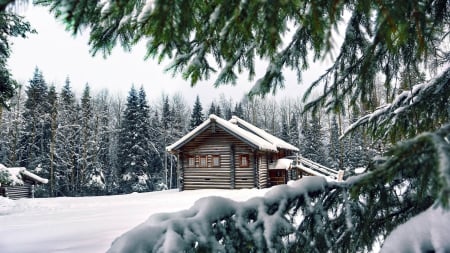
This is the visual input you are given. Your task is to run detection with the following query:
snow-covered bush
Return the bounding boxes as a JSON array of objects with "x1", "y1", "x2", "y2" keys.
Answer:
[{"x1": 0, "y1": 170, "x2": 12, "y2": 186}]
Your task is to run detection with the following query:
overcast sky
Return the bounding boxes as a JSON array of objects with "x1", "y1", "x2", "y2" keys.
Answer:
[{"x1": 8, "y1": 5, "x2": 328, "y2": 106}]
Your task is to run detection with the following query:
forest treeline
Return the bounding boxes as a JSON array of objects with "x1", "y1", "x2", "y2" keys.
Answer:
[{"x1": 0, "y1": 67, "x2": 377, "y2": 197}]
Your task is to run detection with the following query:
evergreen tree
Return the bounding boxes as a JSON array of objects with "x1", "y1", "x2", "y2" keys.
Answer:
[
  {"x1": 0, "y1": 84, "x2": 24, "y2": 166},
  {"x1": 161, "y1": 95, "x2": 171, "y2": 130},
  {"x1": 343, "y1": 108, "x2": 369, "y2": 172},
  {"x1": 189, "y1": 95, "x2": 204, "y2": 130},
  {"x1": 224, "y1": 107, "x2": 232, "y2": 120},
  {"x1": 0, "y1": 11, "x2": 34, "y2": 108},
  {"x1": 280, "y1": 112, "x2": 289, "y2": 142},
  {"x1": 136, "y1": 86, "x2": 154, "y2": 189},
  {"x1": 20, "y1": 68, "x2": 50, "y2": 168},
  {"x1": 208, "y1": 102, "x2": 216, "y2": 116},
  {"x1": 232, "y1": 102, "x2": 243, "y2": 118},
  {"x1": 215, "y1": 104, "x2": 222, "y2": 118},
  {"x1": 78, "y1": 84, "x2": 94, "y2": 195},
  {"x1": 117, "y1": 86, "x2": 151, "y2": 193},
  {"x1": 47, "y1": 85, "x2": 58, "y2": 196},
  {"x1": 55, "y1": 77, "x2": 80, "y2": 196},
  {"x1": 289, "y1": 113, "x2": 299, "y2": 148},
  {"x1": 89, "y1": 91, "x2": 110, "y2": 196},
  {"x1": 300, "y1": 113, "x2": 327, "y2": 166},
  {"x1": 328, "y1": 115, "x2": 341, "y2": 169}
]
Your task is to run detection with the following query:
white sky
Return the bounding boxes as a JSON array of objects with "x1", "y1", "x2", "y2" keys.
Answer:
[{"x1": 8, "y1": 5, "x2": 327, "y2": 106}]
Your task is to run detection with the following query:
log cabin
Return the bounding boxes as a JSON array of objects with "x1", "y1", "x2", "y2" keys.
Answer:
[
  {"x1": 0, "y1": 164, "x2": 48, "y2": 199},
  {"x1": 166, "y1": 114, "x2": 299, "y2": 190}
]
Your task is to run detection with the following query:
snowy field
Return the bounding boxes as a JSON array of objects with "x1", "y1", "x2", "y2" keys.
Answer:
[{"x1": 0, "y1": 188, "x2": 270, "y2": 253}]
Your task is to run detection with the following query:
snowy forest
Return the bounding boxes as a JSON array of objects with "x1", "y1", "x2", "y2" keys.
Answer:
[{"x1": 0, "y1": 67, "x2": 374, "y2": 197}]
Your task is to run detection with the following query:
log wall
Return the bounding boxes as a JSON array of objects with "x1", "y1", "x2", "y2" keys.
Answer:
[
  {"x1": 179, "y1": 125, "x2": 261, "y2": 190},
  {"x1": 0, "y1": 183, "x2": 33, "y2": 199}
]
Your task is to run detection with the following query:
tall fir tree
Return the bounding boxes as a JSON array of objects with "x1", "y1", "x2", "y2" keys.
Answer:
[
  {"x1": 233, "y1": 102, "x2": 244, "y2": 119},
  {"x1": 47, "y1": 85, "x2": 58, "y2": 197},
  {"x1": 208, "y1": 102, "x2": 216, "y2": 116},
  {"x1": 300, "y1": 113, "x2": 327, "y2": 166},
  {"x1": 289, "y1": 112, "x2": 299, "y2": 148},
  {"x1": 328, "y1": 115, "x2": 342, "y2": 169},
  {"x1": 118, "y1": 86, "x2": 151, "y2": 193},
  {"x1": 20, "y1": 68, "x2": 51, "y2": 175},
  {"x1": 55, "y1": 77, "x2": 80, "y2": 196},
  {"x1": 189, "y1": 95, "x2": 204, "y2": 130}
]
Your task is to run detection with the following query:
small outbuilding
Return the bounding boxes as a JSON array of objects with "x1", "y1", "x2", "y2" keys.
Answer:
[
  {"x1": 0, "y1": 164, "x2": 48, "y2": 199},
  {"x1": 166, "y1": 114, "x2": 299, "y2": 190}
]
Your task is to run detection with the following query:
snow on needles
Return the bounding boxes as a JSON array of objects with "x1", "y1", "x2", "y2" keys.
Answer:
[{"x1": 107, "y1": 176, "x2": 328, "y2": 253}]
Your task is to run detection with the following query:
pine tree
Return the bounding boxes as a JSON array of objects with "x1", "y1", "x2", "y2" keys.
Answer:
[{"x1": 189, "y1": 95, "x2": 204, "y2": 130}]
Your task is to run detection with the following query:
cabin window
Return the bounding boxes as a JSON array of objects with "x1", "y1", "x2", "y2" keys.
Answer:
[
  {"x1": 188, "y1": 157, "x2": 195, "y2": 167},
  {"x1": 212, "y1": 155, "x2": 221, "y2": 167},
  {"x1": 199, "y1": 156, "x2": 208, "y2": 168},
  {"x1": 239, "y1": 154, "x2": 250, "y2": 167}
]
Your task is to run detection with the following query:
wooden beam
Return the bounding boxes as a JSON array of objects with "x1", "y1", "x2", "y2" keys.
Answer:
[
  {"x1": 230, "y1": 145, "x2": 236, "y2": 189},
  {"x1": 178, "y1": 152, "x2": 184, "y2": 191}
]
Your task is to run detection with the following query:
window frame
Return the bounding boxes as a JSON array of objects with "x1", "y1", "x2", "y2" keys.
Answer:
[
  {"x1": 212, "y1": 155, "x2": 221, "y2": 167},
  {"x1": 199, "y1": 155, "x2": 208, "y2": 168},
  {"x1": 188, "y1": 156, "x2": 195, "y2": 167},
  {"x1": 239, "y1": 154, "x2": 250, "y2": 168}
]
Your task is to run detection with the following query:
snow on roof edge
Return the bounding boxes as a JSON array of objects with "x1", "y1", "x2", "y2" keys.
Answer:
[
  {"x1": 230, "y1": 116, "x2": 299, "y2": 151},
  {"x1": 21, "y1": 170, "x2": 48, "y2": 184},
  {"x1": 166, "y1": 114, "x2": 278, "y2": 152},
  {"x1": 211, "y1": 114, "x2": 277, "y2": 152},
  {"x1": 0, "y1": 165, "x2": 48, "y2": 185},
  {"x1": 166, "y1": 117, "x2": 212, "y2": 152}
]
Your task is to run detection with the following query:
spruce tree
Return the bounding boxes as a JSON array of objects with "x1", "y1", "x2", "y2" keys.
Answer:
[
  {"x1": 215, "y1": 104, "x2": 222, "y2": 118},
  {"x1": 79, "y1": 84, "x2": 92, "y2": 194},
  {"x1": 289, "y1": 113, "x2": 299, "y2": 148},
  {"x1": 328, "y1": 115, "x2": 342, "y2": 169},
  {"x1": 47, "y1": 85, "x2": 58, "y2": 197},
  {"x1": 118, "y1": 86, "x2": 151, "y2": 193},
  {"x1": 232, "y1": 102, "x2": 244, "y2": 119},
  {"x1": 21, "y1": 68, "x2": 50, "y2": 169},
  {"x1": 55, "y1": 77, "x2": 80, "y2": 196},
  {"x1": 189, "y1": 95, "x2": 204, "y2": 130},
  {"x1": 208, "y1": 102, "x2": 216, "y2": 116},
  {"x1": 300, "y1": 113, "x2": 327, "y2": 166}
]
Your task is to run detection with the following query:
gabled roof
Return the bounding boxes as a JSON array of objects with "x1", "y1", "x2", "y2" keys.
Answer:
[
  {"x1": 229, "y1": 116, "x2": 299, "y2": 152},
  {"x1": 0, "y1": 164, "x2": 48, "y2": 185},
  {"x1": 166, "y1": 114, "x2": 299, "y2": 153}
]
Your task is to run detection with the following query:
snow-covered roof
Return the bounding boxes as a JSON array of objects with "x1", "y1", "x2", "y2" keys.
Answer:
[
  {"x1": 269, "y1": 158, "x2": 293, "y2": 170},
  {"x1": 229, "y1": 116, "x2": 299, "y2": 152},
  {"x1": 167, "y1": 114, "x2": 280, "y2": 152},
  {"x1": 0, "y1": 164, "x2": 48, "y2": 185}
]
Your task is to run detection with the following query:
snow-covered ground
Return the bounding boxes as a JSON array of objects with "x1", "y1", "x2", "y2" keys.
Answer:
[{"x1": 0, "y1": 188, "x2": 270, "y2": 253}]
